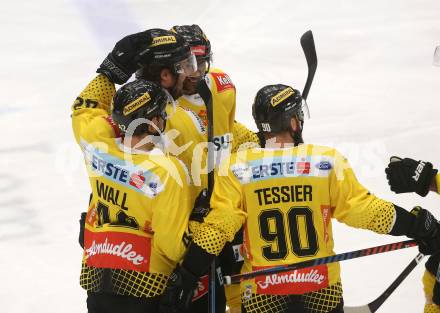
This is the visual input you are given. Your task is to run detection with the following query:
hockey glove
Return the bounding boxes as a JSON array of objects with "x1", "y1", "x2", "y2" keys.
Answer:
[
  {"x1": 97, "y1": 30, "x2": 153, "y2": 84},
  {"x1": 408, "y1": 207, "x2": 440, "y2": 255},
  {"x1": 78, "y1": 212, "x2": 87, "y2": 249},
  {"x1": 385, "y1": 156, "x2": 437, "y2": 197},
  {"x1": 189, "y1": 189, "x2": 210, "y2": 222},
  {"x1": 159, "y1": 265, "x2": 199, "y2": 313}
]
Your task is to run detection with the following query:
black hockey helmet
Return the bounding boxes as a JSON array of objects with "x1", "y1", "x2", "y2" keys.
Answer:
[
  {"x1": 136, "y1": 29, "x2": 197, "y2": 79},
  {"x1": 112, "y1": 79, "x2": 171, "y2": 136},
  {"x1": 170, "y1": 25, "x2": 212, "y2": 78},
  {"x1": 252, "y1": 84, "x2": 305, "y2": 135},
  {"x1": 170, "y1": 25, "x2": 212, "y2": 60}
]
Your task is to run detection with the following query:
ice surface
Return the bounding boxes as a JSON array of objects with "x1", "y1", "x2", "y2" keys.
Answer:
[{"x1": 1, "y1": 0, "x2": 439, "y2": 312}]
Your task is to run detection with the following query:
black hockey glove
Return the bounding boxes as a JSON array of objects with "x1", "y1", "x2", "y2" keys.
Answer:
[
  {"x1": 97, "y1": 30, "x2": 153, "y2": 84},
  {"x1": 189, "y1": 189, "x2": 210, "y2": 222},
  {"x1": 408, "y1": 207, "x2": 440, "y2": 255},
  {"x1": 426, "y1": 253, "x2": 440, "y2": 305},
  {"x1": 385, "y1": 156, "x2": 437, "y2": 197},
  {"x1": 78, "y1": 212, "x2": 87, "y2": 249},
  {"x1": 159, "y1": 265, "x2": 199, "y2": 313}
]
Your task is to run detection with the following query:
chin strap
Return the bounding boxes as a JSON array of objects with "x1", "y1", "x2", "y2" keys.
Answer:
[{"x1": 290, "y1": 119, "x2": 304, "y2": 147}]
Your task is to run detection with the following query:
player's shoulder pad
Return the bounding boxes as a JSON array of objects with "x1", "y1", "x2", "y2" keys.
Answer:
[{"x1": 207, "y1": 68, "x2": 235, "y2": 93}]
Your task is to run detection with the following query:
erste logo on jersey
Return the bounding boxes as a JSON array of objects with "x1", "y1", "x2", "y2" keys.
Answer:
[
  {"x1": 254, "y1": 264, "x2": 329, "y2": 295},
  {"x1": 81, "y1": 139, "x2": 164, "y2": 198},
  {"x1": 210, "y1": 72, "x2": 234, "y2": 93}
]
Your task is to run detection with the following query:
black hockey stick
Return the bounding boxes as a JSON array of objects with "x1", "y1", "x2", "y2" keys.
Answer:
[
  {"x1": 300, "y1": 30, "x2": 318, "y2": 100},
  {"x1": 224, "y1": 240, "x2": 417, "y2": 285},
  {"x1": 344, "y1": 252, "x2": 425, "y2": 313},
  {"x1": 196, "y1": 77, "x2": 216, "y2": 313}
]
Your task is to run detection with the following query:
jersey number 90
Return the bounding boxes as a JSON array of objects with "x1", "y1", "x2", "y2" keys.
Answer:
[{"x1": 258, "y1": 206, "x2": 318, "y2": 260}]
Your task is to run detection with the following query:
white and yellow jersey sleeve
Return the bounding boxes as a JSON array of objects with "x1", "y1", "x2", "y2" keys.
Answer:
[
  {"x1": 71, "y1": 74, "x2": 116, "y2": 144},
  {"x1": 193, "y1": 144, "x2": 397, "y2": 296}
]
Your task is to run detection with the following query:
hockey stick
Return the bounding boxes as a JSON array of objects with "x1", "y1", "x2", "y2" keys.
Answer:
[
  {"x1": 224, "y1": 240, "x2": 417, "y2": 285},
  {"x1": 196, "y1": 77, "x2": 216, "y2": 313},
  {"x1": 300, "y1": 30, "x2": 318, "y2": 100},
  {"x1": 344, "y1": 253, "x2": 425, "y2": 313},
  {"x1": 434, "y1": 46, "x2": 440, "y2": 66}
]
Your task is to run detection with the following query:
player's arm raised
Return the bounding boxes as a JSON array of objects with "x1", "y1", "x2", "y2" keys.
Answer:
[{"x1": 71, "y1": 31, "x2": 154, "y2": 143}]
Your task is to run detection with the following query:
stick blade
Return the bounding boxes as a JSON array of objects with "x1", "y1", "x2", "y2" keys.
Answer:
[
  {"x1": 434, "y1": 45, "x2": 440, "y2": 66},
  {"x1": 300, "y1": 30, "x2": 318, "y2": 100},
  {"x1": 344, "y1": 306, "x2": 373, "y2": 313},
  {"x1": 301, "y1": 30, "x2": 317, "y2": 71}
]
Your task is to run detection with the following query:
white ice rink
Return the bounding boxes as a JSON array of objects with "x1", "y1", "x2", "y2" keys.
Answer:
[{"x1": 1, "y1": 0, "x2": 439, "y2": 312}]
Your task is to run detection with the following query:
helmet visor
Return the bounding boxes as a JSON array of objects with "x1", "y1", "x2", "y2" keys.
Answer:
[
  {"x1": 174, "y1": 53, "x2": 197, "y2": 75},
  {"x1": 301, "y1": 98, "x2": 310, "y2": 120},
  {"x1": 189, "y1": 56, "x2": 212, "y2": 78}
]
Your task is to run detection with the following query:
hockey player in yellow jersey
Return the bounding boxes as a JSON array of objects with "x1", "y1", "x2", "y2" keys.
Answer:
[
  {"x1": 159, "y1": 84, "x2": 440, "y2": 313},
  {"x1": 170, "y1": 24, "x2": 252, "y2": 313},
  {"x1": 73, "y1": 29, "x2": 201, "y2": 313},
  {"x1": 75, "y1": 27, "x2": 259, "y2": 313},
  {"x1": 73, "y1": 78, "x2": 195, "y2": 312},
  {"x1": 385, "y1": 156, "x2": 440, "y2": 313},
  {"x1": 170, "y1": 25, "x2": 235, "y2": 158}
]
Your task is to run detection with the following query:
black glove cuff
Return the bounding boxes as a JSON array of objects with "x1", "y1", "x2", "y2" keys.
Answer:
[
  {"x1": 389, "y1": 205, "x2": 416, "y2": 236},
  {"x1": 78, "y1": 212, "x2": 87, "y2": 249},
  {"x1": 182, "y1": 242, "x2": 216, "y2": 278},
  {"x1": 97, "y1": 54, "x2": 130, "y2": 85},
  {"x1": 417, "y1": 167, "x2": 438, "y2": 197},
  {"x1": 426, "y1": 253, "x2": 440, "y2": 275}
]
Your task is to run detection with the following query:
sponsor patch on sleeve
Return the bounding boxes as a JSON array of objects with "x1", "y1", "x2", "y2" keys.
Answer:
[{"x1": 210, "y1": 72, "x2": 235, "y2": 93}]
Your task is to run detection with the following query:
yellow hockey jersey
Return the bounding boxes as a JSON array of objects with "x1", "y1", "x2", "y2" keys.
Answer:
[
  {"x1": 192, "y1": 144, "x2": 396, "y2": 297},
  {"x1": 436, "y1": 174, "x2": 440, "y2": 194},
  {"x1": 72, "y1": 75, "x2": 193, "y2": 297},
  {"x1": 177, "y1": 68, "x2": 236, "y2": 167}
]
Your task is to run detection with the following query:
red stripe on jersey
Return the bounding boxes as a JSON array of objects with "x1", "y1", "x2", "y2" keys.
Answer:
[{"x1": 104, "y1": 116, "x2": 122, "y2": 138}]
